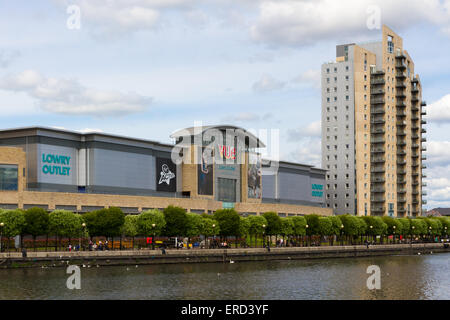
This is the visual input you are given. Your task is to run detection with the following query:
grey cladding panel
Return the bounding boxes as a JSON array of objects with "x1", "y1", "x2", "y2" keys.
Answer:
[
  {"x1": 90, "y1": 148, "x2": 155, "y2": 190},
  {"x1": 278, "y1": 172, "x2": 310, "y2": 202}
]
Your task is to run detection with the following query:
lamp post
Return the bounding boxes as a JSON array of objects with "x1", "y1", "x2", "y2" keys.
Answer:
[
  {"x1": 0, "y1": 222, "x2": 4, "y2": 252},
  {"x1": 80, "y1": 223, "x2": 86, "y2": 251},
  {"x1": 428, "y1": 226, "x2": 432, "y2": 242},
  {"x1": 212, "y1": 224, "x2": 216, "y2": 248},
  {"x1": 411, "y1": 226, "x2": 415, "y2": 244},
  {"x1": 445, "y1": 226, "x2": 448, "y2": 239},
  {"x1": 370, "y1": 225, "x2": 373, "y2": 244},
  {"x1": 393, "y1": 225, "x2": 396, "y2": 244},
  {"x1": 262, "y1": 224, "x2": 266, "y2": 248},
  {"x1": 306, "y1": 224, "x2": 309, "y2": 247},
  {"x1": 152, "y1": 223, "x2": 156, "y2": 250},
  {"x1": 340, "y1": 224, "x2": 344, "y2": 246}
]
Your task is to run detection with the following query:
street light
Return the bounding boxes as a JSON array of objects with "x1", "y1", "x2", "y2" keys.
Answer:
[
  {"x1": 429, "y1": 226, "x2": 432, "y2": 242},
  {"x1": 212, "y1": 224, "x2": 216, "y2": 248},
  {"x1": 152, "y1": 223, "x2": 156, "y2": 250},
  {"x1": 340, "y1": 224, "x2": 344, "y2": 246},
  {"x1": 80, "y1": 223, "x2": 86, "y2": 251},
  {"x1": 0, "y1": 222, "x2": 4, "y2": 252},
  {"x1": 411, "y1": 226, "x2": 415, "y2": 243},
  {"x1": 306, "y1": 224, "x2": 309, "y2": 247},
  {"x1": 393, "y1": 225, "x2": 396, "y2": 244},
  {"x1": 369, "y1": 225, "x2": 373, "y2": 244},
  {"x1": 262, "y1": 224, "x2": 266, "y2": 248}
]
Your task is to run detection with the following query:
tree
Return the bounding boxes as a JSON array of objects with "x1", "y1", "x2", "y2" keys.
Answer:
[
  {"x1": 262, "y1": 212, "x2": 282, "y2": 236},
  {"x1": 339, "y1": 215, "x2": 360, "y2": 242},
  {"x1": 362, "y1": 216, "x2": 387, "y2": 241},
  {"x1": 213, "y1": 209, "x2": 241, "y2": 238},
  {"x1": 137, "y1": 209, "x2": 166, "y2": 236},
  {"x1": 318, "y1": 217, "x2": 333, "y2": 236},
  {"x1": 97, "y1": 207, "x2": 126, "y2": 238},
  {"x1": 329, "y1": 216, "x2": 343, "y2": 236},
  {"x1": 398, "y1": 218, "x2": 411, "y2": 236},
  {"x1": 247, "y1": 215, "x2": 267, "y2": 247},
  {"x1": 238, "y1": 217, "x2": 251, "y2": 247},
  {"x1": 0, "y1": 209, "x2": 26, "y2": 250},
  {"x1": 82, "y1": 210, "x2": 102, "y2": 237},
  {"x1": 48, "y1": 210, "x2": 83, "y2": 251},
  {"x1": 291, "y1": 216, "x2": 307, "y2": 236},
  {"x1": 410, "y1": 219, "x2": 427, "y2": 236},
  {"x1": 381, "y1": 216, "x2": 402, "y2": 236},
  {"x1": 186, "y1": 213, "x2": 203, "y2": 238},
  {"x1": 24, "y1": 207, "x2": 49, "y2": 251},
  {"x1": 437, "y1": 217, "x2": 450, "y2": 237},
  {"x1": 200, "y1": 216, "x2": 220, "y2": 239},
  {"x1": 121, "y1": 214, "x2": 138, "y2": 249},
  {"x1": 305, "y1": 214, "x2": 321, "y2": 236},
  {"x1": 163, "y1": 206, "x2": 188, "y2": 237}
]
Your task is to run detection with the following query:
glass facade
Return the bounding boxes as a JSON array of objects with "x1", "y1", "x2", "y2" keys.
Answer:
[
  {"x1": 217, "y1": 178, "x2": 236, "y2": 203},
  {"x1": 0, "y1": 164, "x2": 18, "y2": 191}
]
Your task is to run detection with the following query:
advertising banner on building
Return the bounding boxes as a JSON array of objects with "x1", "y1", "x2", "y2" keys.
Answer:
[
  {"x1": 156, "y1": 157, "x2": 176, "y2": 192},
  {"x1": 247, "y1": 153, "x2": 262, "y2": 199},
  {"x1": 198, "y1": 147, "x2": 214, "y2": 196}
]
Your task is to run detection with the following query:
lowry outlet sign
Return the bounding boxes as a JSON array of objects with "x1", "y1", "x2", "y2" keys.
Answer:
[{"x1": 42, "y1": 153, "x2": 71, "y2": 176}]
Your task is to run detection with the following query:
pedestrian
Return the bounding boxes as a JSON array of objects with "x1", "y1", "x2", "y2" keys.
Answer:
[{"x1": 68, "y1": 244, "x2": 72, "y2": 252}]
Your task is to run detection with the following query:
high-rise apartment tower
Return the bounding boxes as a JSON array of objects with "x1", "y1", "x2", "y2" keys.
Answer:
[{"x1": 321, "y1": 25, "x2": 426, "y2": 217}]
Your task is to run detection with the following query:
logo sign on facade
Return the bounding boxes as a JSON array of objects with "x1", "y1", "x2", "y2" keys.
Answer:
[
  {"x1": 312, "y1": 184, "x2": 324, "y2": 197},
  {"x1": 218, "y1": 145, "x2": 236, "y2": 160},
  {"x1": 156, "y1": 158, "x2": 176, "y2": 192},
  {"x1": 222, "y1": 202, "x2": 235, "y2": 209},
  {"x1": 42, "y1": 153, "x2": 71, "y2": 176}
]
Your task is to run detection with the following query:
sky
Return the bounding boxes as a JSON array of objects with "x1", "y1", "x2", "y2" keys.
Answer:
[{"x1": 1, "y1": 0, "x2": 450, "y2": 210}]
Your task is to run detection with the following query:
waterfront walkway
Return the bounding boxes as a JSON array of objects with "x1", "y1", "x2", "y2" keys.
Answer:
[{"x1": 0, "y1": 243, "x2": 447, "y2": 260}]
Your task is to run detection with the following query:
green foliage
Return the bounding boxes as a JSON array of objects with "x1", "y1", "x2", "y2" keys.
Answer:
[
  {"x1": 186, "y1": 213, "x2": 203, "y2": 238},
  {"x1": 0, "y1": 209, "x2": 26, "y2": 237},
  {"x1": 137, "y1": 209, "x2": 166, "y2": 236},
  {"x1": 339, "y1": 215, "x2": 360, "y2": 236},
  {"x1": 239, "y1": 216, "x2": 251, "y2": 237},
  {"x1": 382, "y1": 216, "x2": 402, "y2": 235},
  {"x1": 213, "y1": 209, "x2": 241, "y2": 237},
  {"x1": 121, "y1": 215, "x2": 138, "y2": 237},
  {"x1": 262, "y1": 211, "x2": 282, "y2": 235},
  {"x1": 82, "y1": 210, "x2": 101, "y2": 237},
  {"x1": 356, "y1": 217, "x2": 367, "y2": 235},
  {"x1": 317, "y1": 217, "x2": 332, "y2": 236},
  {"x1": 281, "y1": 217, "x2": 294, "y2": 236},
  {"x1": 305, "y1": 214, "x2": 320, "y2": 236},
  {"x1": 398, "y1": 218, "x2": 411, "y2": 236},
  {"x1": 290, "y1": 216, "x2": 307, "y2": 236},
  {"x1": 362, "y1": 216, "x2": 387, "y2": 236},
  {"x1": 328, "y1": 216, "x2": 343, "y2": 236},
  {"x1": 163, "y1": 205, "x2": 188, "y2": 236},
  {"x1": 98, "y1": 207, "x2": 126, "y2": 237},
  {"x1": 410, "y1": 219, "x2": 427, "y2": 235},
  {"x1": 247, "y1": 215, "x2": 268, "y2": 236},
  {"x1": 437, "y1": 217, "x2": 450, "y2": 235},
  {"x1": 48, "y1": 210, "x2": 83, "y2": 238},
  {"x1": 24, "y1": 207, "x2": 49, "y2": 237},
  {"x1": 200, "y1": 217, "x2": 220, "y2": 237}
]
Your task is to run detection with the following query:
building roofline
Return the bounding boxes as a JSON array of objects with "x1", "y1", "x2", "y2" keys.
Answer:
[{"x1": 0, "y1": 126, "x2": 174, "y2": 148}]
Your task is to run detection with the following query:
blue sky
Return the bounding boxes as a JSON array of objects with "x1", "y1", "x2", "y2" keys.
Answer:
[{"x1": 1, "y1": 0, "x2": 450, "y2": 209}]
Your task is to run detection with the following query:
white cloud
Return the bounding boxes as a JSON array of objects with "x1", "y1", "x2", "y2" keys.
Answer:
[
  {"x1": 56, "y1": 0, "x2": 197, "y2": 37},
  {"x1": 288, "y1": 121, "x2": 322, "y2": 140},
  {"x1": 292, "y1": 69, "x2": 321, "y2": 88},
  {"x1": 426, "y1": 140, "x2": 450, "y2": 166},
  {"x1": 252, "y1": 74, "x2": 285, "y2": 93},
  {"x1": 250, "y1": 0, "x2": 450, "y2": 47},
  {"x1": 427, "y1": 94, "x2": 450, "y2": 123},
  {"x1": 0, "y1": 70, "x2": 152, "y2": 117},
  {"x1": 284, "y1": 137, "x2": 322, "y2": 167}
]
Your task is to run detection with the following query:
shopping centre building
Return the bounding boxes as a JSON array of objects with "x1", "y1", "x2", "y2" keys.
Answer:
[{"x1": 0, "y1": 125, "x2": 331, "y2": 217}]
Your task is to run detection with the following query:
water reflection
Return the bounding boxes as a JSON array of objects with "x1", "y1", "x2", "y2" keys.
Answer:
[{"x1": 0, "y1": 253, "x2": 449, "y2": 300}]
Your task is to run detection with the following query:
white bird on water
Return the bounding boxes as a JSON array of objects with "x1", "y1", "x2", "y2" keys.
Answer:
[{"x1": 229, "y1": 260, "x2": 235, "y2": 264}]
